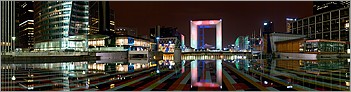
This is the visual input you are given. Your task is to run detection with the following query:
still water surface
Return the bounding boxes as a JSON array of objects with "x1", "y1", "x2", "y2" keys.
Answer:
[{"x1": 1, "y1": 59, "x2": 349, "y2": 91}]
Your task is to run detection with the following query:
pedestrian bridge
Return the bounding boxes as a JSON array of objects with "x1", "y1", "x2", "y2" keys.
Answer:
[{"x1": 163, "y1": 51, "x2": 252, "y2": 60}]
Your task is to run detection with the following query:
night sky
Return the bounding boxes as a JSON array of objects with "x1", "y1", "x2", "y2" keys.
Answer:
[{"x1": 110, "y1": 1, "x2": 313, "y2": 47}]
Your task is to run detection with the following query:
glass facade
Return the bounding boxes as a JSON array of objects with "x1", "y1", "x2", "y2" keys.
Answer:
[
  {"x1": 88, "y1": 39, "x2": 105, "y2": 47},
  {"x1": 305, "y1": 40, "x2": 346, "y2": 53},
  {"x1": 17, "y1": 1, "x2": 35, "y2": 49},
  {"x1": 34, "y1": 1, "x2": 89, "y2": 51},
  {"x1": 291, "y1": 7, "x2": 349, "y2": 41},
  {"x1": 157, "y1": 37, "x2": 180, "y2": 52},
  {"x1": 88, "y1": 1, "x2": 116, "y2": 35},
  {"x1": 115, "y1": 37, "x2": 150, "y2": 47}
]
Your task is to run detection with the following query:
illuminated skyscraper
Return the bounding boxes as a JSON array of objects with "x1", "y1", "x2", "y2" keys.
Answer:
[
  {"x1": 89, "y1": 1, "x2": 115, "y2": 35},
  {"x1": 88, "y1": 1, "x2": 117, "y2": 47},
  {"x1": 286, "y1": 18, "x2": 297, "y2": 33},
  {"x1": 313, "y1": 1, "x2": 350, "y2": 15},
  {"x1": 33, "y1": 1, "x2": 89, "y2": 51},
  {"x1": 1, "y1": 1, "x2": 16, "y2": 52},
  {"x1": 16, "y1": 1, "x2": 34, "y2": 50}
]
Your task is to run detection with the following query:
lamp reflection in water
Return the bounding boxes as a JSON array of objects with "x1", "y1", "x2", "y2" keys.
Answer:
[
  {"x1": 181, "y1": 60, "x2": 185, "y2": 73},
  {"x1": 191, "y1": 60, "x2": 222, "y2": 89}
]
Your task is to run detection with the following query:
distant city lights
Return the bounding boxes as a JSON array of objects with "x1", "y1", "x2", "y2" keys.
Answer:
[
  {"x1": 264, "y1": 23, "x2": 268, "y2": 25},
  {"x1": 11, "y1": 76, "x2": 16, "y2": 81}
]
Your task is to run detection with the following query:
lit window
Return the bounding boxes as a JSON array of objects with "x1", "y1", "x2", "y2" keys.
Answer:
[{"x1": 346, "y1": 23, "x2": 349, "y2": 28}]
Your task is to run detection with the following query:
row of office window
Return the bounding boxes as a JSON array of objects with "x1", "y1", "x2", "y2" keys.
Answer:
[{"x1": 291, "y1": 8, "x2": 349, "y2": 41}]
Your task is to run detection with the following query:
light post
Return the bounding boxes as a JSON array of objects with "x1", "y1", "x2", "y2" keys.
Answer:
[
  {"x1": 85, "y1": 33, "x2": 88, "y2": 52},
  {"x1": 11, "y1": 37, "x2": 16, "y2": 52},
  {"x1": 11, "y1": 62, "x2": 16, "y2": 91}
]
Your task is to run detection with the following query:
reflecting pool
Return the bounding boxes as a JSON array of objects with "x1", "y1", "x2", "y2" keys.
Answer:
[{"x1": 1, "y1": 59, "x2": 349, "y2": 91}]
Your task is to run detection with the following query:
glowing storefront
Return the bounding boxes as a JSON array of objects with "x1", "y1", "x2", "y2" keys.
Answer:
[{"x1": 87, "y1": 35, "x2": 151, "y2": 51}]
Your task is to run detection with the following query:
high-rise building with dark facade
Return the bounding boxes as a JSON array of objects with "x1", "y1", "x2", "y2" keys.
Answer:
[
  {"x1": 115, "y1": 27, "x2": 137, "y2": 37},
  {"x1": 150, "y1": 26, "x2": 182, "y2": 41},
  {"x1": 262, "y1": 20, "x2": 275, "y2": 54},
  {"x1": 1, "y1": 1, "x2": 16, "y2": 52},
  {"x1": 290, "y1": 7, "x2": 349, "y2": 41},
  {"x1": 16, "y1": 1, "x2": 34, "y2": 50},
  {"x1": 33, "y1": 1, "x2": 89, "y2": 51},
  {"x1": 313, "y1": 1, "x2": 350, "y2": 15},
  {"x1": 286, "y1": 18, "x2": 297, "y2": 33},
  {"x1": 263, "y1": 21, "x2": 274, "y2": 33},
  {"x1": 150, "y1": 26, "x2": 184, "y2": 52},
  {"x1": 89, "y1": 1, "x2": 117, "y2": 47},
  {"x1": 109, "y1": 9, "x2": 116, "y2": 32},
  {"x1": 89, "y1": 1, "x2": 115, "y2": 35}
]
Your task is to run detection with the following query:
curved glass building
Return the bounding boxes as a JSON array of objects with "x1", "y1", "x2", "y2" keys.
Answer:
[{"x1": 34, "y1": 1, "x2": 89, "y2": 51}]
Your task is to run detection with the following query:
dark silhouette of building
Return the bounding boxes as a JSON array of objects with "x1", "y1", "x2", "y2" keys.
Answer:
[
  {"x1": 115, "y1": 27, "x2": 137, "y2": 37},
  {"x1": 150, "y1": 26, "x2": 182, "y2": 41},
  {"x1": 89, "y1": 1, "x2": 116, "y2": 35},
  {"x1": 313, "y1": 1, "x2": 350, "y2": 15},
  {"x1": 16, "y1": 1, "x2": 34, "y2": 50},
  {"x1": 89, "y1": 1, "x2": 117, "y2": 47},
  {"x1": 262, "y1": 20, "x2": 274, "y2": 54},
  {"x1": 263, "y1": 21, "x2": 274, "y2": 33}
]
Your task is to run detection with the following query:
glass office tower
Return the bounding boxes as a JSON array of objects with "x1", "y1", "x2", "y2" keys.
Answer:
[{"x1": 33, "y1": 1, "x2": 89, "y2": 51}]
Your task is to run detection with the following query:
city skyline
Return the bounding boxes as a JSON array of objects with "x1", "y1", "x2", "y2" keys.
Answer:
[
  {"x1": 1, "y1": 1, "x2": 350, "y2": 91},
  {"x1": 111, "y1": 1, "x2": 313, "y2": 46}
]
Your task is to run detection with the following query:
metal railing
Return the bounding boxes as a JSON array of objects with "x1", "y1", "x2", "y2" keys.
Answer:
[{"x1": 3, "y1": 52, "x2": 89, "y2": 56}]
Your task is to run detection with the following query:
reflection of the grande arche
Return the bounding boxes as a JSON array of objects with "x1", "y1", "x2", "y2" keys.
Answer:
[{"x1": 190, "y1": 60, "x2": 222, "y2": 89}]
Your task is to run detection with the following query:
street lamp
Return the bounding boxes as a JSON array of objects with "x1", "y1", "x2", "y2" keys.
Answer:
[
  {"x1": 11, "y1": 75, "x2": 16, "y2": 81},
  {"x1": 11, "y1": 37, "x2": 16, "y2": 52},
  {"x1": 11, "y1": 37, "x2": 16, "y2": 41}
]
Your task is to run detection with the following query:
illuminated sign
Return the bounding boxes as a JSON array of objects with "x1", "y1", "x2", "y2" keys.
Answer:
[{"x1": 128, "y1": 37, "x2": 134, "y2": 45}]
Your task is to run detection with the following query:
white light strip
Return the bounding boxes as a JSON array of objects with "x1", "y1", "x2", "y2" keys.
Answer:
[{"x1": 19, "y1": 20, "x2": 34, "y2": 26}]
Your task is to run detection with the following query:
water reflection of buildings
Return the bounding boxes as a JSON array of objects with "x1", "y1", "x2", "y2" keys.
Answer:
[
  {"x1": 276, "y1": 60, "x2": 301, "y2": 71},
  {"x1": 191, "y1": 60, "x2": 222, "y2": 89},
  {"x1": 275, "y1": 59, "x2": 350, "y2": 90},
  {"x1": 276, "y1": 59, "x2": 350, "y2": 75},
  {"x1": 230, "y1": 59, "x2": 350, "y2": 91},
  {"x1": 87, "y1": 63, "x2": 150, "y2": 72},
  {"x1": 0, "y1": 61, "x2": 153, "y2": 91}
]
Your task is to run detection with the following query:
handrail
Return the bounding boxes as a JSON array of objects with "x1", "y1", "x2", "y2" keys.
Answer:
[{"x1": 4, "y1": 52, "x2": 89, "y2": 56}]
